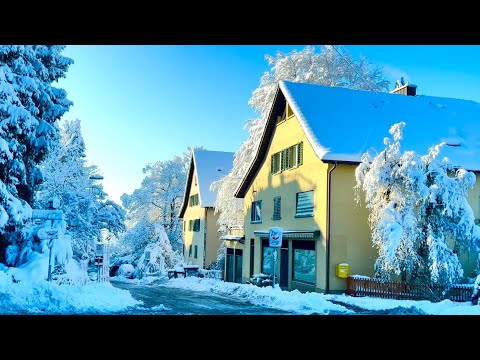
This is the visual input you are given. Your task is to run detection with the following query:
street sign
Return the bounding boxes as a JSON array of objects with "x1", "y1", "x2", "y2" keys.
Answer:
[{"x1": 269, "y1": 227, "x2": 283, "y2": 247}]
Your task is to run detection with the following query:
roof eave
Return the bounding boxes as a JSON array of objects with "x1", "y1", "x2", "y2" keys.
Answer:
[
  {"x1": 178, "y1": 156, "x2": 195, "y2": 218},
  {"x1": 235, "y1": 85, "x2": 285, "y2": 198},
  {"x1": 322, "y1": 158, "x2": 361, "y2": 166}
]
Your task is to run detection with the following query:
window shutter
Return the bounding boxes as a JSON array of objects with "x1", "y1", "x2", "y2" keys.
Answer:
[
  {"x1": 285, "y1": 147, "x2": 291, "y2": 169},
  {"x1": 296, "y1": 191, "x2": 314, "y2": 216},
  {"x1": 298, "y1": 142, "x2": 303, "y2": 165},
  {"x1": 281, "y1": 149, "x2": 286, "y2": 171},
  {"x1": 292, "y1": 144, "x2": 298, "y2": 167},
  {"x1": 273, "y1": 196, "x2": 281, "y2": 220},
  {"x1": 271, "y1": 154, "x2": 275, "y2": 174}
]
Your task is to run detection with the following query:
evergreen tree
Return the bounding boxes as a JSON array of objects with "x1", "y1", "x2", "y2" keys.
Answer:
[
  {"x1": 36, "y1": 119, "x2": 126, "y2": 262},
  {"x1": 0, "y1": 45, "x2": 73, "y2": 262}
]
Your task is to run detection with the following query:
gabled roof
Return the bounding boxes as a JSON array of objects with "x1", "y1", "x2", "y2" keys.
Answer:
[
  {"x1": 235, "y1": 80, "x2": 480, "y2": 197},
  {"x1": 179, "y1": 149, "x2": 234, "y2": 218}
]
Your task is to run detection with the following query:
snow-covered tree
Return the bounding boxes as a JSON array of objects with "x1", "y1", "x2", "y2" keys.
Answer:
[
  {"x1": 134, "y1": 223, "x2": 183, "y2": 278},
  {"x1": 0, "y1": 45, "x2": 73, "y2": 261},
  {"x1": 212, "y1": 45, "x2": 390, "y2": 234},
  {"x1": 35, "y1": 119, "x2": 126, "y2": 262},
  {"x1": 120, "y1": 148, "x2": 193, "y2": 251},
  {"x1": 114, "y1": 219, "x2": 182, "y2": 277},
  {"x1": 355, "y1": 122, "x2": 480, "y2": 287}
]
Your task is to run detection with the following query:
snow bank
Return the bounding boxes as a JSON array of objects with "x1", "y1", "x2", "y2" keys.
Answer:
[
  {"x1": 0, "y1": 272, "x2": 141, "y2": 314},
  {"x1": 164, "y1": 277, "x2": 352, "y2": 315}
]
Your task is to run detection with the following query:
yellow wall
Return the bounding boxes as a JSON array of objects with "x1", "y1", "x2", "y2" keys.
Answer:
[
  {"x1": 182, "y1": 173, "x2": 224, "y2": 269},
  {"x1": 182, "y1": 173, "x2": 204, "y2": 267},
  {"x1": 328, "y1": 164, "x2": 375, "y2": 292},
  {"x1": 205, "y1": 207, "x2": 221, "y2": 268},
  {"x1": 461, "y1": 172, "x2": 480, "y2": 278},
  {"x1": 242, "y1": 111, "x2": 329, "y2": 290},
  {"x1": 241, "y1": 101, "x2": 480, "y2": 293}
]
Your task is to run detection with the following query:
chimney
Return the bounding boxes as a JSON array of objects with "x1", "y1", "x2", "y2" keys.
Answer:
[{"x1": 390, "y1": 77, "x2": 417, "y2": 96}]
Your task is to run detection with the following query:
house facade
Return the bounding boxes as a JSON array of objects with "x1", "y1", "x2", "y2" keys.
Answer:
[
  {"x1": 179, "y1": 149, "x2": 234, "y2": 269},
  {"x1": 234, "y1": 80, "x2": 480, "y2": 294}
]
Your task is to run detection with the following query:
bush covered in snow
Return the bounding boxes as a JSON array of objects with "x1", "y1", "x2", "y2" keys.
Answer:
[{"x1": 355, "y1": 122, "x2": 480, "y2": 287}]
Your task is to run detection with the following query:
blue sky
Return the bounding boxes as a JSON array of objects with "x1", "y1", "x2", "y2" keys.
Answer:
[{"x1": 56, "y1": 45, "x2": 480, "y2": 204}]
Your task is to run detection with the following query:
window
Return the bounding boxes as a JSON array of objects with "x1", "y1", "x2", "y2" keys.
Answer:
[
  {"x1": 194, "y1": 245, "x2": 198, "y2": 259},
  {"x1": 188, "y1": 244, "x2": 192, "y2": 257},
  {"x1": 276, "y1": 107, "x2": 286, "y2": 124},
  {"x1": 188, "y1": 219, "x2": 201, "y2": 231},
  {"x1": 271, "y1": 152, "x2": 281, "y2": 174},
  {"x1": 286, "y1": 103, "x2": 294, "y2": 118},
  {"x1": 251, "y1": 200, "x2": 262, "y2": 223},
  {"x1": 193, "y1": 219, "x2": 200, "y2": 232},
  {"x1": 262, "y1": 246, "x2": 273, "y2": 275},
  {"x1": 271, "y1": 142, "x2": 303, "y2": 174},
  {"x1": 292, "y1": 241, "x2": 315, "y2": 284},
  {"x1": 189, "y1": 194, "x2": 199, "y2": 206},
  {"x1": 296, "y1": 190, "x2": 314, "y2": 217},
  {"x1": 272, "y1": 196, "x2": 281, "y2": 220},
  {"x1": 261, "y1": 239, "x2": 282, "y2": 275}
]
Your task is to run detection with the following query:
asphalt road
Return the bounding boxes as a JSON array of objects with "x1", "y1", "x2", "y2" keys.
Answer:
[
  {"x1": 110, "y1": 278, "x2": 430, "y2": 315},
  {"x1": 110, "y1": 278, "x2": 293, "y2": 315}
]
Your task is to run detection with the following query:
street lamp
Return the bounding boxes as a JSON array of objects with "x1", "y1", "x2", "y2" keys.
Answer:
[
  {"x1": 88, "y1": 174, "x2": 109, "y2": 282},
  {"x1": 37, "y1": 227, "x2": 58, "y2": 282},
  {"x1": 89, "y1": 175, "x2": 104, "y2": 181}
]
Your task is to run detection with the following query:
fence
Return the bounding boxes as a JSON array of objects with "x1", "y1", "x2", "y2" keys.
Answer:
[
  {"x1": 346, "y1": 275, "x2": 473, "y2": 302},
  {"x1": 198, "y1": 269, "x2": 223, "y2": 280}
]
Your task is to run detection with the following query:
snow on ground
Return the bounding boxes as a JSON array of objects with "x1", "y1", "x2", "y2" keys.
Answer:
[
  {"x1": 0, "y1": 271, "x2": 141, "y2": 314},
  {"x1": 2, "y1": 266, "x2": 480, "y2": 315},
  {"x1": 165, "y1": 276, "x2": 480, "y2": 315},
  {"x1": 110, "y1": 274, "x2": 162, "y2": 285},
  {"x1": 164, "y1": 277, "x2": 352, "y2": 314},
  {"x1": 327, "y1": 293, "x2": 480, "y2": 315}
]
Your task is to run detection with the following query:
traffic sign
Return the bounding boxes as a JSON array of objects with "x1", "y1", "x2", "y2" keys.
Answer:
[{"x1": 269, "y1": 227, "x2": 283, "y2": 247}]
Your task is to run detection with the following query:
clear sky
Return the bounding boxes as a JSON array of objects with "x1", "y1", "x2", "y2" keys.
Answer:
[{"x1": 56, "y1": 45, "x2": 480, "y2": 204}]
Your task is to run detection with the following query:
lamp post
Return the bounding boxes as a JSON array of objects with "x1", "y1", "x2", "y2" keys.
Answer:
[
  {"x1": 89, "y1": 175, "x2": 104, "y2": 181},
  {"x1": 88, "y1": 174, "x2": 109, "y2": 282},
  {"x1": 44, "y1": 229, "x2": 58, "y2": 282}
]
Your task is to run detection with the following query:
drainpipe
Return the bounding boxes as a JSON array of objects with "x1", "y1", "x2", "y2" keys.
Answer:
[
  {"x1": 326, "y1": 162, "x2": 337, "y2": 294},
  {"x1": 203, "y1": 208, "x2": 207, "y2": 269}
]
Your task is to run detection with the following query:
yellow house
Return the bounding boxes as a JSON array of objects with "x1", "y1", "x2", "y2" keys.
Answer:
[
  {"x1": 234, "y1": 80, "x2": 480, "y2": 294},
  {"x1": 179, "y1": 149, "x2": 234, "y2": 269}
]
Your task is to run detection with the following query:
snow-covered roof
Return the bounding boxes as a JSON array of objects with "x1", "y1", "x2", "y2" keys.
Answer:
[
  {"x1": 235, "y1": 80, "x2": 480, "y2": 197},
  {"x1": 179, "y1": 149, "x2": 234, "y2": 217},
  {"x1": 281, "y1": 80, "x2": 480, "y2": 168},
  {"x1": 194, "y1": 149, "x2": 234, "y2": 207}
]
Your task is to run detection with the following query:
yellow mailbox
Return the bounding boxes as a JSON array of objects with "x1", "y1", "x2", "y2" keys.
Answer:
[{"x1": 336, "y1": 263, "x2": 350, "y2": 278}]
